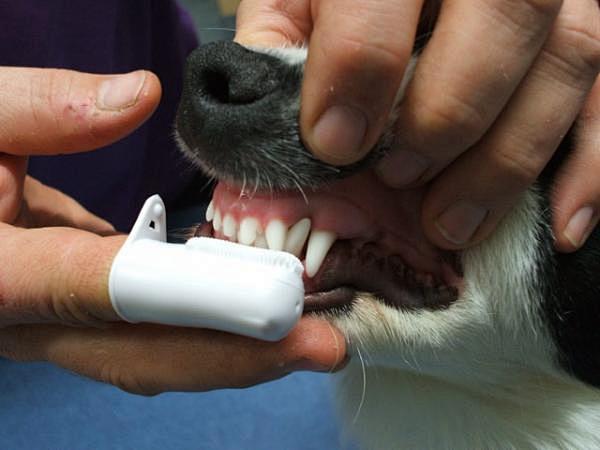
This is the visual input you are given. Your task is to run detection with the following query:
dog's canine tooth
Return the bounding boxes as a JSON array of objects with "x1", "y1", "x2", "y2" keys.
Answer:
[
  {"x1": 254, "y1": 234, "x2": 268, "y2": 248},
  {"x1": 205, "y1": 200, "x2": 215, "y2": 222},
  {"x1": 213, "y1": 209, "x2": 222, "y2": 232},
  {"x1": 305, "y1": 230, "x2": 337, "y2": 278},
  {"x1": 223, "y1": 214, "x2": 237, "y2": 239},
  {"x1": 265, "y1": 219, "x2": 287, "y2": 251},
  {"x1": 239, "y1": 217, "x2": 260, "y2": 245},
  {"x1": 284, "y1": 218, "x2": 311, "y2": 257}
]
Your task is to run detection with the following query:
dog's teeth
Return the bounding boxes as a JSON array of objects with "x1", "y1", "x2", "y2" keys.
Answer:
[
  {"x1": 223, "y1": 214, "x2": 237, "y2": 239},
  {"x1": 284, "y1": 218, "x2": 311, "y2": 257},
  {"x1": 238, "y1": 217, "x2": 259, "y2": 245},
  {"x1": 254, "y1": 234, "x2": 268, "y2": 248},
  {"x1": 205, "y1": 200, "x2": 215, "y2": 222},
  {"x1": 265, "y1": 219, "x2": 287, "y2": 251},
  {"x1": 305, "y1": 230, "x2": 337, "y2": 278},
  {"x1": 213, "y1": 209, "x2": 222, "y2": 232}
]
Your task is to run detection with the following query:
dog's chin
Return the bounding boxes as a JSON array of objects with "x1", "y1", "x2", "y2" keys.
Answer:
[{"x1": 195, "y1": 169, "x2": 463, "y2": 316}]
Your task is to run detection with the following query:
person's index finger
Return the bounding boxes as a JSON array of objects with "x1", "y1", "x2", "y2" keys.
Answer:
[
  {"x1": 300, "y1": 0, "x2": 424, "y2": 165},
  {"x1": 234, "y1": 0, "x2": 313, "y2": 47},
  {"x1": 0, "y1": 224, "x2": 124, "y2": 327},
  {"x1": 0, "y1": 67, "x2": 161, "y2": 155},
  {"x1": 553, "y1": 76, "x2": 600, "y2": 252}
]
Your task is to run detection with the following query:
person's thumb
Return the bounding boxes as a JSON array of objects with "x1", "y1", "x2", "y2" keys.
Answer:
[
  {"x1": 300, "y1": 0, "x2": 423, "y2": 166},
  {"x1": 0, "y1": 67, "x2": 161, "y2": 155}
]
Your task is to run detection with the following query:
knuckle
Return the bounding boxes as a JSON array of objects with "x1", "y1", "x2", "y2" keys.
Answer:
[
  {"x1": 411, "y1": 92, "x2": 489, "y2": 151},
  {"x1": 42, "y1": 233, "x2": 108, "y2": 326},
  {"x1": 491, "y1": 143, "x2": 547, "y2": 186},
  {"x1": 99, "y1": 361, "x2": 162, "y2": 397},
  {"x1": 549, "y1": 4, "x2": 600, "y2": 73},
  {"x1": 333, "y1": 34, "x2": 410, "y2": 76},
  {"x1": 29, "y1": 70, "x2": 67, "y2": 126},
  {"x1": 29, "y1": 69, "x2": 93, "y2": 138},
  {"x1": 519, "y1": 0, "x2": 563, "y2": 18},
  {"x1": 45, "y1": 290, "x2": 104, "y2": 327}
]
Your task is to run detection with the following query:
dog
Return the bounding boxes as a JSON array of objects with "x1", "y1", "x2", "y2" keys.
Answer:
[{"x1": 175, "y1": 41, "x2": 600, "y2": 449}]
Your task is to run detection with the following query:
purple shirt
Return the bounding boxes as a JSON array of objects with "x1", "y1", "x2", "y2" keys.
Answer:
[{"x1": 0, "y1": 0, "x2": 201, "y2": 231}]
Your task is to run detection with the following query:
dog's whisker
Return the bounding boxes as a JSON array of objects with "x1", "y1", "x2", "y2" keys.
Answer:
[
  {"x1": 239, "y1": 174, "x2": 247, "y2": 201},
  {"x1": 259, "y1": 150, "x2": 306, "y2": 193},
  {"x1": 351, "y1": 344, "x2": 368, "y2": 425},
  {"x1": 292, "y1": 179, "x2": 309, "y2": 206},
  {"x1": 247, "y1": 162, "x2": 260, "y2": 199},
  {"x1": 263, "y1": 171, "x2": 274, "y2": 200},
  {"x1": 199, "y1": 174, "x2": 216, "y2": 193}
]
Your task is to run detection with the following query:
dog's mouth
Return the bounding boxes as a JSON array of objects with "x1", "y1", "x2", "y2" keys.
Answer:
[{"x1": 194, "y1": 170, "x2": 462, "y2": 313}]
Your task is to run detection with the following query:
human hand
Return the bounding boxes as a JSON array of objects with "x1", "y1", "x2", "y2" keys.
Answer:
[
  {"x1": 0, "y1": 66, "x2": 345, "y2": 394},
  {"x1": 235, "y1": 0, "x2": 600, "y2": 251}
]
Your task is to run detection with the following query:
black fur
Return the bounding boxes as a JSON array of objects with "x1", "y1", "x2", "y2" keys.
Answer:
[{"x1": 539, "y1": 137, "x2": 600, "y2": 388}]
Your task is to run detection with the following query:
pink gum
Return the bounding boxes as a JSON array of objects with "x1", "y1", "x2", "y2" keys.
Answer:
[{"x1": 212, "y1": 182, "x2": 375, "y2": 240}]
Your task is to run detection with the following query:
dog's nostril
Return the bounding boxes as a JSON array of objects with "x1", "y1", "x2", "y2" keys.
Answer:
[
  {"x1": 202, "y1": 69, "x2": 232, "y2": 104},
  {"x1": 198, "y1": 66, "x2": 271, "y2": 106}
]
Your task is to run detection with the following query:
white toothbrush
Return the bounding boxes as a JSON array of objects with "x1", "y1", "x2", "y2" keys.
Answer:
[{"x1": 109, "y1": 195, "x2": 305, "y2": 341}]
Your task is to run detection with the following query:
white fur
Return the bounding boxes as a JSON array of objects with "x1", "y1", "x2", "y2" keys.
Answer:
[
  {"x1": 252, "y1": 45, "x2": 308, "y2": 66},
  {"x1": 328, "y1": 190, "x2": 600, "y2": 449}
]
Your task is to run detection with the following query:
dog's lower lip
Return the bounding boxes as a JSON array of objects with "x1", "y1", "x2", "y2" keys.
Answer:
[
  {"x1": 303, "y1": 287, "x2": 356, "y2": 313},
  {"x1": 304, "y1": 240, "x2": 460, "y2": 312},
  {"x1": 194, "y1": 221, "x2": 460, "y2": 312}
]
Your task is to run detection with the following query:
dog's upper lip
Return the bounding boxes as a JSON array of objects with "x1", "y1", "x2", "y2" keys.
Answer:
[{"x1": 212, "y1": 179, "x2": 375, "y2": 241}]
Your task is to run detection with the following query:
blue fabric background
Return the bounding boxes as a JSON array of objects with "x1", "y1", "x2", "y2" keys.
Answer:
[{"x1": 0, "y1": 359, "x2": 357, "y2": 450}]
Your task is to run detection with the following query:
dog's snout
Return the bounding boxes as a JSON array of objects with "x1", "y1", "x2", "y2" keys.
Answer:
[
  {"x1": 176, "y1": 42, "x2": 368, "y2": 190},
  {"x1": 176, "y1": 41, "x2": 306, "y2": 187},
  {"x1": 178, "y1": 41, "x2": 298, "y2": 135}
]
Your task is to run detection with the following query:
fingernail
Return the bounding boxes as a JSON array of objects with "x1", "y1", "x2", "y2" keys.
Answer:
[
  {"x1": 97, "y1": 71, "x2": 146, "y2": 111},
  {"x1": 435, "y1": 201, "x2": 488, "y2": 246},
  {"x1": 376, "y1": 150, "x2": 430, "y2": 187},
  {"x1": 311, "y1": 105, "x2": 367, "y2": 163},
  {"x1": 564, "y1": 206, "x2": 595, "y2": 249}
]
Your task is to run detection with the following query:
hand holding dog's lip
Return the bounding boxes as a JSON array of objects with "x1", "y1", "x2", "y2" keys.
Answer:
[{"x1": 235, "y1": 0, "x2": 600, "y2": 252}]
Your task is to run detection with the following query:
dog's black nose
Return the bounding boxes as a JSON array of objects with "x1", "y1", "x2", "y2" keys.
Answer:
[
  {"x1": 176, "y1": 41, "x2": 302, "y2": 163},
  {"x1": 185, "y1": 41, "x2": 284, "y2": 106}
]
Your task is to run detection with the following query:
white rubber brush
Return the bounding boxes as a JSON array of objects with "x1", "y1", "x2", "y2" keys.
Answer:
[{"x1": 109, "y1": 195, "x2": 304, "y2": 341}]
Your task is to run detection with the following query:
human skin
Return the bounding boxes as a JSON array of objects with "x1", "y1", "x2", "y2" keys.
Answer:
[
  {"x1": 0, "y1": 67, "x2": 346, "y2": 395},
  {"x1": 235, "y1": 0, "x2": 600, "y2": 252}
]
